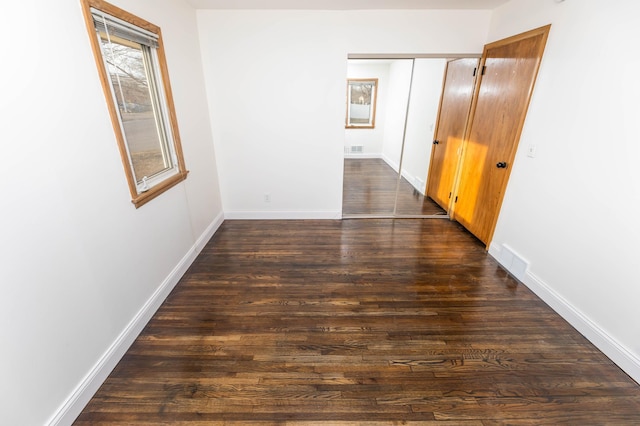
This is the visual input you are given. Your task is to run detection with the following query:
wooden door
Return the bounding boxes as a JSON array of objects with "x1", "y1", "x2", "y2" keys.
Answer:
[
  {"x1": 453, "y1": 25, "x2": 550, "y2": 245},
  {"x1": 427, "y1": 58, "x2": 479, "y2": 211}
]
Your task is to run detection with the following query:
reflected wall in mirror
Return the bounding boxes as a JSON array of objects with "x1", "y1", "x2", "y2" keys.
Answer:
[
  {"x1": 343, "y1": 58, "x2": 461, "y2": 217},
  {"x1": 346, "y1": 79, "x2": 378, "y2": 128}
]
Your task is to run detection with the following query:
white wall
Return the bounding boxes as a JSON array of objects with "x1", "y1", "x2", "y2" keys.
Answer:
[
  {"x1": 345, "y1": 61, "x2": 391, "y2": 157},
  {"x1": 0, "y1": 1, "x2": 222, "y2": 425},
  {"x1": 486, "y1": 0, "x2": 640, "y2": 382},
  {"x1": 401, "y1": 58, "x2": 447, "y2": 194},
  {"x1": 197, "y1": 9, "x2": 491, "y2": 218}
]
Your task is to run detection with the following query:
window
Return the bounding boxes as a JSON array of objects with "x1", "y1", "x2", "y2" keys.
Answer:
[
  {"x1": 81, "y1": 0, "x2": 187, "y2": 208},
  {"x1": 346, "y1": 79, "x2": 378, "y2": 129}
]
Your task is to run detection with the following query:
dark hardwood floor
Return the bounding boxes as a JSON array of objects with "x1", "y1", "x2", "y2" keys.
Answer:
[
  {"x1": 342, "y1": 158, "x2": 446, "y2": 216},
  {"x1": 75, "y1": 219, "x2": 640, "y2": 424}
]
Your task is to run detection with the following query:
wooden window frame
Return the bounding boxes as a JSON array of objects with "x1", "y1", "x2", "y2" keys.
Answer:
[
  {"x1": 80, "y1": 0, "x2": 188, "y2": 208},
  {"x1": 345, "y1": 78, "x2": 378, "y2": 129}
]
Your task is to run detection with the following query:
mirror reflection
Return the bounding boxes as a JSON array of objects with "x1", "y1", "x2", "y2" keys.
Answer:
[
  {"x1": 346, "y1": 79, "x2": 378, "y2": 128},
  {"x1": 343, "y1": 58, "x2": 456, "y2": 217}
]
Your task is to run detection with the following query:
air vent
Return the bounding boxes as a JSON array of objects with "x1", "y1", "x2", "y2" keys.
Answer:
[
  {"x1": 350, "y1": 145, "x2": 363, "y2": 153},
  {"x1": 499, "y1": 244, "x2": 529, "y2": 280}
]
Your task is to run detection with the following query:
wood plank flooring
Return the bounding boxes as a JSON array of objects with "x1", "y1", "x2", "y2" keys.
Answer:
[
  {"x1": 342, "y1": 158, "x2": 446, "y2": 216},
  {"x1": 75, "y1": 219, "x2": 640, "y2": 424}
]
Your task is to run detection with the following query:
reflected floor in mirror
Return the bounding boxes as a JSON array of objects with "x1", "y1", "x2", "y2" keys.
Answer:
[{"x1": 343, "y1": 158, "x2": 446, "y2": 216}]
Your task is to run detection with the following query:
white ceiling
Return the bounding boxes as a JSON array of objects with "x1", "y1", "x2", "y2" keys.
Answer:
[{"x1": 187, "y1": 0, "x2": 511, "y2": 10}]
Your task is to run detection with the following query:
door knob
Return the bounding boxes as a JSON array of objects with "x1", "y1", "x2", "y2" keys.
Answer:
[
  {"x1": 433, "y1": 140, "x2": 440, "y2": 145},
  {"x1": 496, "y1": 162, "x2": 507, "y2": 168}
]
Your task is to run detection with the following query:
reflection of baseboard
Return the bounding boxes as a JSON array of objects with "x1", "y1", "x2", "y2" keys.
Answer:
[
  {"x1": 381, "y1": 153, "x2": 399, "y2": 173},
  {"x1": 344, "y1": 153, "x2": 382, "y2": 159},
  {"x1": 489, "y1": 243, "x2": 640, "y2": 384},
  {"x1": 347, "y1": 155, "x2": 426, "y2": 195},
  {"x1": 400, "y1": 169, "x2": 426, "y2": 196},
  {"x1": 380, "y1": 154, "x2": 426, "y2": 195}
]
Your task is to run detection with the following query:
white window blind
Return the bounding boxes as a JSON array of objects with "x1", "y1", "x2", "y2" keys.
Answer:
[{"x1": 90, "y1": 8, "x2": 159, "y2": 49}]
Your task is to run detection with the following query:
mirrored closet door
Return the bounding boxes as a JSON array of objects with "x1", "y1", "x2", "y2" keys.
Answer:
[{"x1": 342, "y1": 57, "x2": 478, "y2": 218}]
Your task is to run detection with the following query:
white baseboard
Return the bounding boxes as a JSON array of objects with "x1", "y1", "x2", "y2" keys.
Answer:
[
  {"x1": 194, "y1": 211, "x2": 225, "y2": 254},
  {"x1": 488, "y1": 245, "x2": 640, "y2": 384},
  {"x1": 224, "y1": 210, "x2": 342, "y2": 220},
  {"x1": 399, "y1": 169, "x2": 426, "y2": 196},
  {"x1": 381, "y1": 153, "x2": 400, "y2": 173},
  {"x1": 48, "y1": 211, "x2": 225, "y2": 426},
  {"x1": 344, "y1": 153, "x2": 382, "y2": 159},
  {"x1": 523, "y1": 270, "x2": 640, "y2": 383},
  {"x1": 379, "y1": 154, "x2": 426, "y2": 195}
]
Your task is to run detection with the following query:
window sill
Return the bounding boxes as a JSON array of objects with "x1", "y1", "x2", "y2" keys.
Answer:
[{"x1": 131, "y1": 170, "x2": 189, "y2": 208}]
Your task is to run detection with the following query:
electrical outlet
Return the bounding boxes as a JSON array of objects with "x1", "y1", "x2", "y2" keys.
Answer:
[
  {"x1": 527, "y1": 144, "x2": 537, "y2": 158},
  {"x1": 264, "y1": 193, "x2": 271, "y2": 203}
]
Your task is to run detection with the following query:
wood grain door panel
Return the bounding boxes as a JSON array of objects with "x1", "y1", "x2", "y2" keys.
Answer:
[
  {"x1": 453, "y1": 25, "x2": 551, "y2": 245},
  {"x1": 427, "y1": 58, "x2": 479, "y2": 211}
]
